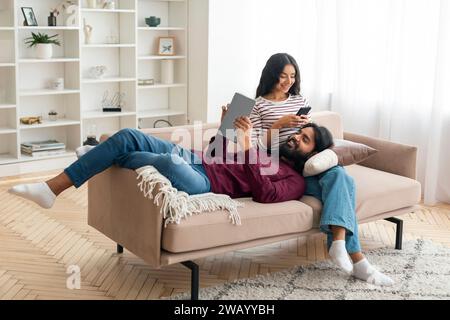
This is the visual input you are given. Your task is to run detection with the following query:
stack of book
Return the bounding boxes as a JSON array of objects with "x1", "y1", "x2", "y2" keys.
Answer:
[{"x1": 21, "y1": 140, "x2": 66, "y2": 158}]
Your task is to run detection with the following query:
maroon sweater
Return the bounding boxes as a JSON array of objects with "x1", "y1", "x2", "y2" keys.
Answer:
[{"x1": 199, "y1": 136, "x2": 306, "y2": 203}]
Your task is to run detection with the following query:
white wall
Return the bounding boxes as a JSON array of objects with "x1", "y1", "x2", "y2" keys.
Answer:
[
  {"x1": 207, "y1": 0, "x2": 259, "y2": 123},
  {"x1": 205, "y1": 0, "x2": 334, "y2": 123},
  {"x1": 188, "y1": 0, "x2": 210, "y2": 123}
]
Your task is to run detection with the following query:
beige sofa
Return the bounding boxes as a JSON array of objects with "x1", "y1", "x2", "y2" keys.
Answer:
[{"x1": 88, "y1": 111, "x2": 421, "y2": 299}]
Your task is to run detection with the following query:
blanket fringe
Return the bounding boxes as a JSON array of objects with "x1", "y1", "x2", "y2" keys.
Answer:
[{"x1": 136, "y1": 166, "x2": 243, "y2": 227}]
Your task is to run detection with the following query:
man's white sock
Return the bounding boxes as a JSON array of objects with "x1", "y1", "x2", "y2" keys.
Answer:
[
  {"x1": 329, "y1": 240, "x2": 353, "y2": 274},
  {"x1": 8, "y1": 182, "x2": 56, "y2": 209},
  {"x1": 76, "y1": 145, "x2": 95, "y2": 159},
  {"x1": 353, "y1": 258, "x2": 395, "y2": 286}
]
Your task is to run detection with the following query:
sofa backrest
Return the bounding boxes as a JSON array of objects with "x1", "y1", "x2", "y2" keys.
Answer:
[
  {"x1": 137, "y1": 111, "x2": 343, "y2": 149},
  {"x1": 139, "y1": 122, "x2": 220, "y2": 150},
  {"x1": 310, "y1": 111, "x2": 343, "y2": 139},
  {"x1": 99, "y1": 111, "x2": 343, "y2": 150}
]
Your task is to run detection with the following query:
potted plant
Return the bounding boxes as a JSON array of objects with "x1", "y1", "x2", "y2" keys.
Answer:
[{"x1": 24, "y1": 32, "x2": 61, "y2": 59}]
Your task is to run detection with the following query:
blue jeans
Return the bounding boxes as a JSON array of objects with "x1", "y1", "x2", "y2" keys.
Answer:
[
  {"x1": 304, "y1": 166, "x2": 361, "y2": 254},
  {"x1": 64, "y1": 128, "x2": 211, "y2": 195}
]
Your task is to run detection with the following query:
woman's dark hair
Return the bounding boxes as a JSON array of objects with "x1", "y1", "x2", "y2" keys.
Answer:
[{"x1": 255, "y1": 53, "x2": 301, "y2": 98}]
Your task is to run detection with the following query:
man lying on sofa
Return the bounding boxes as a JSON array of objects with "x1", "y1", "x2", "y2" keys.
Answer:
[{"x1": 9, "y1": 116, "x2": 393, "y2": 286}]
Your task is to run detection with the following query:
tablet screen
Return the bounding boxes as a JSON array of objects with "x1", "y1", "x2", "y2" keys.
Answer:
[{"x1": 217, "y1": 93, "x2": 256, "y2": 141}]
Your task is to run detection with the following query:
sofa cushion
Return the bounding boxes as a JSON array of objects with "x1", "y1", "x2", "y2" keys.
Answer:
[
  {"x1": 300, "y1": 164, "x2": 421, "y2": 228},
  {"x1": 162, "y1": 198, "x2": 313, "y2": 253},
  {"x1": 347, "y1": 164, "x2": 421, "y2": 220}
]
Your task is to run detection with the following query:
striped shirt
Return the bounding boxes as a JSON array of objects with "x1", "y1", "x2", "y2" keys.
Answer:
[{"x1": 249, "y1": 94, "x2": 311, "y2": 149}]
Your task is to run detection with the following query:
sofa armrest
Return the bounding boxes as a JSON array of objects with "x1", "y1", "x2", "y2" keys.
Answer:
[
  {"x1": 88, "y1": 166, "x2": 164, "y2": 268},
  {"x1": 344, "y1": 132, "x2": 418, "y2": 180}
]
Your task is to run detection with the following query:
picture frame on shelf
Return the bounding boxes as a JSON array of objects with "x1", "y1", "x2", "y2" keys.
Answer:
[
  {"x1": 21, "y1": 7, "x2": 38, "y2": 26},
  {"x1": 157, "y1": 37, "x2": 175, "y2": 56}
]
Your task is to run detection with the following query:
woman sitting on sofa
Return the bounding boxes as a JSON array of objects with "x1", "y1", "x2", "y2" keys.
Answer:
[{"x1": 239, "y1": 52, "x2": 394, "y2": 286}]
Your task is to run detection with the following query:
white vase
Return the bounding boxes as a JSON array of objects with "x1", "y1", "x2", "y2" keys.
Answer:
[
  {"x1": 36, "y1": 43, "x2": 53, "y2": 59},
  {"x1": 161, "y1": 59, "x2": 174, "y2": 84},
  {"x1": 87, "y1": 0, "x2": 97, "y2": 9}
]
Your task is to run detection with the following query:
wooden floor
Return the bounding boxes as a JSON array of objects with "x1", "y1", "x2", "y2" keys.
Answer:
[{"x1": 0, "y1": 170, "x2": 449, "y2": 300}]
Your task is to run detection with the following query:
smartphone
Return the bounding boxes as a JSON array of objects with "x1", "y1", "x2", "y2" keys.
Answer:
[{"x1": 296, "y1": 106, "x2": 311, "y2": 116}]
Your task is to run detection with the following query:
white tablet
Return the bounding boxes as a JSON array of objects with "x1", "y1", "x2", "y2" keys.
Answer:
[{"x1": 217, "y1": 93, "x2": 256, "y2": 141}]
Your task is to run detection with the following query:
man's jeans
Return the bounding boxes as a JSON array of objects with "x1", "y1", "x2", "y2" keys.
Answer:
[
  {"x1": 65, "y1": 128, "x2": 211, "y2": 195},
  {"x1": 304, "y1": 166, "x2": 361, "y2": 254}
]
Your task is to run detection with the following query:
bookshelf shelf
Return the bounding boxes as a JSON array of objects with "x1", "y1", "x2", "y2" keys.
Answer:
[
  {"x1": 81, "y1": 9, "x2": 136, "y2": 13},
  {"x1": 20, "y1": 119, "x2": 80, "y2": 130},
  {"x1": 0, "y1": 104, "x2": 16, "y2": 109},
  {"x1": 138, "y1": 55, "x2": 186, "y2": 60},
  {"x1": 17, "y1": 26, "x2": 79, "y2": 31},
  {"x1": 138, "y1": 109, "x2": 185, "y2": 119},
  {"x1": 18, "y1": 58, "x2": 80, "y2": 63},
  {"x1": 145, "y1": 0, "x2": 186, "y2": 2},
  {"x1": 19, "y1": 89, "x2": 80, "y2": 97},
  {"x1": 82, "y1": 110, "x2": 136, "y2": 119},
  {"x1": 0, "y1": 128, "x2": 17, "y2": 135},
  {"x1": 81, "y1": 77, "x2": 136, "y2": 84},
  {"x1": 138, "y1": 27, "x2": 185, "y2": 31},
  {"x1": 138, "y1": 83, "x2": 186, "y2": 89},
  {"x1": 82, "y1": 44, "x2": 135, "y2": 48}
]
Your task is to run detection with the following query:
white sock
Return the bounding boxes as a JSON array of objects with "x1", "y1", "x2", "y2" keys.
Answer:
[
  {"x1": 76, "y1": 145, "x2": 96, "y2": 159},
  {"x1": 329, "y1": 240, "x2": 353, "y2": 274},
  {"x1": 8, "y1": 182, "x2": 56, "y2": 209},
  {"x1": 353, "y1": 258, "x2": 395, "y2": 286}
]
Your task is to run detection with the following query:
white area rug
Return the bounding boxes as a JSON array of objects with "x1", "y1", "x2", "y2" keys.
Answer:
[{"x1": 173, "y1": 239, "x2": 450, "y2": 300}]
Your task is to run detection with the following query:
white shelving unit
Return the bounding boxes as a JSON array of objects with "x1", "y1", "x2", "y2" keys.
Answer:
[
  {"x1": 0, "y1": 0, "x2": 189, "y2": 172},
  {"x1": 0, "y1": 0, "x2": 18, "y2": 164}
]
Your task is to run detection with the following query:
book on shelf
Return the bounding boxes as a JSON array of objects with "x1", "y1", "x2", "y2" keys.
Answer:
[
  {"x1": 21, "y1": 145, "x2": 66, "y2": 153},
  {"x1": 21, "y1": 140, "x2": 66, "y2": 151},
  {"x1": 21, "y1": 148, "x2": 67, "y2": 158}
]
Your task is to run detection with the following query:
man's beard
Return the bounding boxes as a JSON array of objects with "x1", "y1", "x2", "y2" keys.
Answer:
[{"x1": 279, "y1": 140, "x2": 312, "y2": 173}]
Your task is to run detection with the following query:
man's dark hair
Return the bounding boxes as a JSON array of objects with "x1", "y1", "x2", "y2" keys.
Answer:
[
  {"x1": 279, "y1": 123, "x2": 334, "y2": 173},
  {"x1": 302, "y1": 122, "x2": 334, "y2": 154},
  {"x1": 255, "y1": 53, "x2": 301, "y2": 98}
]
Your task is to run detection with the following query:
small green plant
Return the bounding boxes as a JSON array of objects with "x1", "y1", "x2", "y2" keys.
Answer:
[{"x1": 25, "y1": 32, "x2": 61, "y2": 47}]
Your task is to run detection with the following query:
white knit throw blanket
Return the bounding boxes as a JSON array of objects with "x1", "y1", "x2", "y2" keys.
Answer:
[{"x1": 135, "y1": 166, "x2": 243, "y2": 227}]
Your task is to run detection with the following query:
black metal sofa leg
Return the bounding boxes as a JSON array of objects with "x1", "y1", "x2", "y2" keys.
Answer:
[
  {"x1": 181, "y1": 261, "x2": 199, "y2": 300},
  {"x1": 384, "y1": 217, "x2": 403, "y2": 250},
  {"x1": 115, "y1": 245, "x2": 198, "y2": 299}
]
